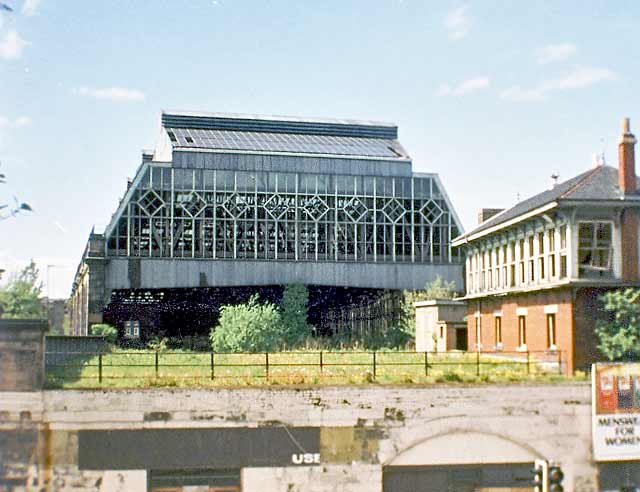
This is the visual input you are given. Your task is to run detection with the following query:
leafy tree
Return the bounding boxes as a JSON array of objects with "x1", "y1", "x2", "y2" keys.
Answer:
[
  {"x1": 90, "y1": 324, "x2": 118, "y2": 343},
  {"x1": 595, "y1": 289, "x2": 640, "y2": 361},
  {"x1": 280, "y1": 283, "x2": 311, "y2": 347},
  {"x1": 210, "y1": 294, "x2": 284, "y2": 352},
  {"x1": 0, "y1": 260, "x2": 44, "y2": 319},
  {"x1": 399, "y1": 275, "x2": 457, "y2": 335}
]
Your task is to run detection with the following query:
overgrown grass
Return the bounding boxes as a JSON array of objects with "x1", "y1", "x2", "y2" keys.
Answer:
[{"x1": 45, "y1": 348, "x2": 584, "y2": 389}]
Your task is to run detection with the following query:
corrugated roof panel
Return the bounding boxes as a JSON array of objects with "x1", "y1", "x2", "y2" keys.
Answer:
[
  {"x1": 161, "y1": 111, "x2": 398, "y2": 139},
  {"x1": 168, "y1": 128, "x2": 406, "y2": 159}
]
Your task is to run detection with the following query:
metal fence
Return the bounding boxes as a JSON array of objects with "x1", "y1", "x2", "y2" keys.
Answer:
[
  {"x1": 44, "y1": 349, "x2": 566, "y2": 386},
  {"x1": 44, "y1": 335, "x2": 110, "y2": 368}
]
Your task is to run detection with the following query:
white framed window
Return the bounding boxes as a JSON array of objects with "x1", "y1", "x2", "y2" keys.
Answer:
[
  {"x1": 578, "y1": 221, "x2": 613, "y2": 278},
  {"x1": 517, "y1": 315, "x2": 527, "y2": 350},
  {"x1": 546, "y1": 313, "x2": 557, "y2": 350},
  {"x1": 494, "y1": 315, "x2": 502, "y2": 349},
  {"x1": 509, "y1": 241, "x2": 516, "y2": 287},
  {"x1": 518, "y1": 239, "x2": 525, "y2": 284},
  {"x1": 547, "y1": 228, "x2": 556, "y2": 278},
  {"x1": 537, "y1": 232, "x2": 545, "y2": 281},
  {"x1": 125, "y1": 320, "x2": 140, "y2": 338}
]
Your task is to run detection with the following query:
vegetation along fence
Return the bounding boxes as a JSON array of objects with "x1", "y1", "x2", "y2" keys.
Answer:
[{"x1": 44, "y1": 349, "x2": 565, "y2": 387}]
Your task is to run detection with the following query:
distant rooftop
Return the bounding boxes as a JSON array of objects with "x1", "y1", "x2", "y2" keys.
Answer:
[{"x1": 160, "y1": 110, "x2": 406, "y2": 159}]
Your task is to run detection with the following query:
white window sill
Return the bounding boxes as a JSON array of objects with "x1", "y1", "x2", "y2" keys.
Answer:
[{"x1": 516, "y1": 345, "x2": 528, "y2": 352}]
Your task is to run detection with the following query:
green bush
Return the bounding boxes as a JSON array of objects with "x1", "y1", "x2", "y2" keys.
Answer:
[
  {"x1": 90, "y1": 324, "x2": 117, "y2": 343},
  {"x1": 147, "y1": 336, "x2": 169, "y2": 352},
  {"x1": 210, "y1": 295, "x2": 284, "y2": 352},
  {"x1": 280, "y1": 283, "x2": 312, "y2": 348},
  {"x1": 596, "y1": 288, "x2": 640, "y2": 361}
]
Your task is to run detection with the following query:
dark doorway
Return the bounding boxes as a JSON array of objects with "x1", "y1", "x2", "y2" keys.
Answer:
[
  {"x1": 383, "y1": 464, "x2": 533, "y2": 492},
  {"x1": 456, "y1": 328, "x2": 468, "y2": 350},
  {"x1": 148, "y1": 469, "x2": 240, "y2": 492}
]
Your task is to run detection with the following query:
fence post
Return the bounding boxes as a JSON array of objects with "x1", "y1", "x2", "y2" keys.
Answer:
[
  {"x1": 557, "y1": 350, "x2": 562, "y2": 375},
  {"x1": 526, "y1": 351, "x2": 531, "y2": 375},
  {"x1": 373, "y1": 351, "x2": 377, "y2": 379},
  {"x1": 211, "y1": 352, "x2": 215, "y2": 380},
  {"x1": 320, "y1": 351, "x2": 323, "y2": 375},
  {"x1": 98, "y1": 353, "x2": 102, "y2": 384},
  {"x1": 155, "y1": 351, "x2": 159, "y2": 378},
  {"x1": 265, "y1": 352, "x2": 269, "y2": 379},
  {"x1": 424, "y1": 351, "x2": 429, "y2": 377},
  {"x1": 476, "y1": 350, "x2": 480, "y2": 377}
]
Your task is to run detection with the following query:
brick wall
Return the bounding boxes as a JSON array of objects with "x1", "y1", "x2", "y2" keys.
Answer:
[{"x1": 466, "y1": 288, "x2": 574, "y2": 373}]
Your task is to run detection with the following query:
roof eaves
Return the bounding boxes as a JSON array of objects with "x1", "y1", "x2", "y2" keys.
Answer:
[{"x1": 452, "y1": 201, "x2": 558, "y2": 246}]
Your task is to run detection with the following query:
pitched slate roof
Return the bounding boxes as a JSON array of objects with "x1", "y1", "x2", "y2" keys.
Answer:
[{"x1": 454, "y1": 165, "x2": 640, "y2": 242}]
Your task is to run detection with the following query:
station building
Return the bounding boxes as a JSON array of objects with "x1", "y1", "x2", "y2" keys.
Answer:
[
  {"x1": 452, "y1": 118, "x2": 640, "y2": 374},
  {"x1": 69, "y1": 111, "x2": 463, "y2": 337}
]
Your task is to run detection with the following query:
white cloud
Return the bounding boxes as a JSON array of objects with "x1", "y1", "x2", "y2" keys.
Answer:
[
  {"x1": 72, "y1": 86, "x2": 146, "y2": 102},
  {"x1": 52, "y1": 220, "x2": 67, "y2": 234},
  {"x1": 22, "y1": 0, "x2": 43, "y2": 16},
  {"x1": 437, "y1": 76, "x2": 490, "y2": 97},
  {"x1": 0, "y1": 115, "x2": 32, "y2": 128},
  {"x1": 13, "y1": 116, "x2": 32, "y2": 127},
  {"x1": 501, "y1": 66, "x2": 616, "y2": 102},
  {"x1": 499, "y1": 86, "x2": 545, "y2": 102},
  {"x1": 536, "y1": 43, "x2": 577, "y2": 64},
  {"x1": 542, "y1": 66, "x2": 616, "y2": 91},
  {"x1": 444, "y1": 6, "x2": 471, "y2": 40},
  {"x1": 0, "y1": 30, "x2": 29, "y2": 60}
]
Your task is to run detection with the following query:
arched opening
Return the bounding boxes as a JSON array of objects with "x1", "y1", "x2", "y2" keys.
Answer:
[{"x1": 383, "y1": 430, "x2": 539, "y2": 492}]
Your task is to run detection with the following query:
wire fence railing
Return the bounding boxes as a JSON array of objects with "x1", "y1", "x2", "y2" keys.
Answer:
[{"x1": 44, "y1": 349, "x2": 565, "y2": 386}]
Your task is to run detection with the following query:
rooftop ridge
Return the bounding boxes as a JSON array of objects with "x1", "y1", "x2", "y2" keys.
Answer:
[
  {"x1": 161, "y1": 110, "x2": 398, "y2": 140},
  {"x1": 558, "y1": 165, "x2": 606, "y2": 199}
]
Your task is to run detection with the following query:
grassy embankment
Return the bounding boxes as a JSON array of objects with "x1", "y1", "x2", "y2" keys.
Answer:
[{"x1": 45, "y1": 349, "x2": 585, "y2": 388}]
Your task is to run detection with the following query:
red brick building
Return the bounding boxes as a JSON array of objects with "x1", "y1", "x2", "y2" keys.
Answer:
[{"x1": 452, "y1": 119, "x2": 640, "y2": 374}]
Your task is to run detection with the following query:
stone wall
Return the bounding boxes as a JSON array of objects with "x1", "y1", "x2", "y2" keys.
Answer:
[
  {"x1": 0, "y1": 319, "x2": 47, "y2": 391},
  {"x1": 0, "y1": 382, "x2": 605, "y2": 492}
]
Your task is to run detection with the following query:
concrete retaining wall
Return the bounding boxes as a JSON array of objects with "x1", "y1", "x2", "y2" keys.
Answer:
[{"x1": 0, "y1": 382, "x2": 607, "y2": 492}]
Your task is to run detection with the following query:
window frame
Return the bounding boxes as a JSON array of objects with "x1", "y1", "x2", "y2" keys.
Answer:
[
  {"x1": 517, "y1": 315, "x2": 527, "y2": 350},
  {"x1": 577, "y1": 220, "x2": 614, "y2": 276},
  {"x1": 546, "y1": 313, "x2": 557, "y2": 350},
  {"x1": 494, "y1": 315, "x2": 502, "y2": 350}
]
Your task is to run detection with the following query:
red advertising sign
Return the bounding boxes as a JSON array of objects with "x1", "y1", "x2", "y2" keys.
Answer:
[{"x1": 593, "y1": 363, "x2": 640, "y2": 461}]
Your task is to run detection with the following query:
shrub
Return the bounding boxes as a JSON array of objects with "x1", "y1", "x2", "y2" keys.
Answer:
[
  {"x1": 210, "y1": 294, "x2": 284, "y2": 352},
  {"x1": 90, "y1": 324, "x2": 117, "y2": 343},
  {"x1": 147, "y1": 336, "x2": 169, "y2": 352},
  {"x1": 596, "y1": 289, "x2": 640, "y2": 361},
  {"x1": 280, "y1": 283, "x2": 312, "y2": 348}
]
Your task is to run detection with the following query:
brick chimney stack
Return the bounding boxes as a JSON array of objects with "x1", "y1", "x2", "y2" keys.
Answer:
[
  {"x1": 619, "y1": 118, "x2": 639, "y2": 281},
  {"x1": 619, "y1": 117, "x2": 637, "y2": 194}
]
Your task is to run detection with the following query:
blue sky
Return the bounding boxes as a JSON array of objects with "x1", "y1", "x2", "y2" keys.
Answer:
[{"x1": 0, "y1": 0, "x2": 638, "y2": 297}]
